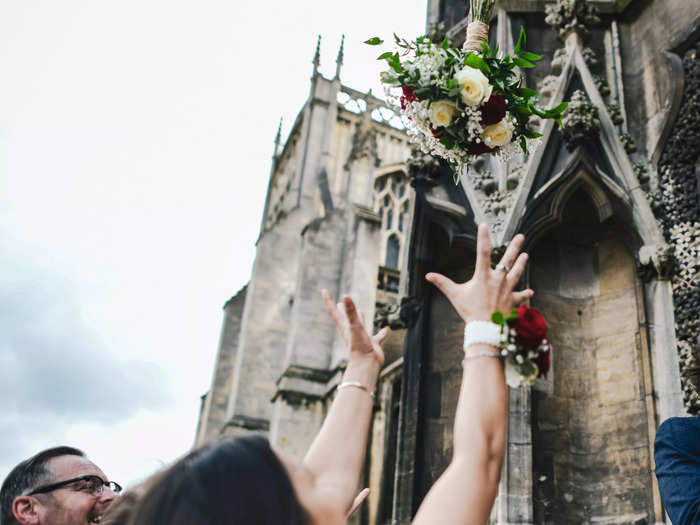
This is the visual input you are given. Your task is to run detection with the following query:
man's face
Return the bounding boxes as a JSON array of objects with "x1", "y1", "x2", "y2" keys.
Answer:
[{"x1": 32, "y1": 455, "x2": 117, "y2": 525}]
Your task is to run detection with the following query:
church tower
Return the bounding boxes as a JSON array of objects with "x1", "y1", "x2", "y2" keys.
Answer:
[{"x1": 197, "y1": 1, "x2": 700, "y2": 523}]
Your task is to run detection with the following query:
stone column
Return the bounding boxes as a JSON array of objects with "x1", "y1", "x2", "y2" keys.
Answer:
[
  {"x1": 495, "y1": 387, "x2": 534, "y2": 524},
  {"x1": 269, "y1": 210, "x2": 347, "y2": 457}
]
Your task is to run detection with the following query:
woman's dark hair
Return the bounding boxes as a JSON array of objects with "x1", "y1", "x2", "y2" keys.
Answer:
[{"x1": 127, "y1": 435, "x2": 308, "y2": 525}]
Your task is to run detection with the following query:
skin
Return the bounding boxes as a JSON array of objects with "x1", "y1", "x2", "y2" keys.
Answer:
[
  {"x1": 12, "y1": 455, "x2": 117, "y2": 525},
  {"x1": 277, "y1": 291, "x2": 389, "y2": 525},
  {"x1": 279, "y1": 223, "x2": 532, "y2": 524},
  {"x1": 414, "y1": 224, "x2": 532, "y2": 524}
]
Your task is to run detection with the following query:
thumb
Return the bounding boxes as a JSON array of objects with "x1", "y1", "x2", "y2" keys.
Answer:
[
  {"x1": 426, "y1": 272, "x2": 457, "y2": 299},
  {"x1": 374, "y1": 326, "x2": 390, "y2": 345},
  {"x1": 346, "y1": 488, "x2": 370, "y2": 518}
]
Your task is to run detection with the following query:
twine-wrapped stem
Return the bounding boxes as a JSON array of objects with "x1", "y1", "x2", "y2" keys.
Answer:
[{"x1": 463, "y1": 21, "x2": 489, "y2": 52}]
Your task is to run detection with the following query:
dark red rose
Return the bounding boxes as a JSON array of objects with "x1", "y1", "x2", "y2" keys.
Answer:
[
  {"x1": 401, "y1": 86, "x2": 416, "y2": 102},
  {"x1": 467, "y1": 142, "x2": 495, "y2": 155},
  {"x1": 400, "y1": 96, "x2": 407, "y2": 110},
  {"x1": 512, "y1": 306, "x2": 547, "y2": 348},
  {"x1": 479, "y1": 93, "x2": 507, "y2": 126},
  {"x1": 536, "y1": 348, "x2": 550, "y2": 378},
  {"x1": 430, "y1": 127, "x2": 444, "y2": 138}
]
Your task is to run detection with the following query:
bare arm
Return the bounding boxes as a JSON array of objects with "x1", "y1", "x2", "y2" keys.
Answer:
[
  {"x1": 413, "y1": 223, "x2": 533, "y2": 525},
  {"x1": 301, "y1": 293, "x2": 388, "y2": 514}
]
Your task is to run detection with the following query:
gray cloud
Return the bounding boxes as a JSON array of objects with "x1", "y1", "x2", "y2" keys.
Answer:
[{"x1": 0, "y1": 264, "x2": 172, "y2": 476}]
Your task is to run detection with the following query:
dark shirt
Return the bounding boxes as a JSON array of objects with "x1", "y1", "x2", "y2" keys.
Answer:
[{"x1": 655, "y1": 417, "x2": 700, "y2": 524}]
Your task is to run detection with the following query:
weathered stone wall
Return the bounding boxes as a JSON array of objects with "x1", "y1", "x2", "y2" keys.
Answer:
[
  {"x1": 530, "y1": 193, "x2": 654, "y2": 524},
  {"x1": 618, "y1": 0, "x2": 699, "y2": 157},
  {"x1": 415, "y1": 266, "x2": 471, "y2": 502},
  {"x1": 195, "y1": 287, "x2": 247, "y2": 445},
  {"x1": 225, "y1": 211, "x2": 304, "y2": 425},
  {"x1": 652, "y1": 45, "x2": 700, "y2": 412}
]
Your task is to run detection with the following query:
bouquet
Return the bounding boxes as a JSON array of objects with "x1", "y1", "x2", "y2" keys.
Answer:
[
  {"x1": 493, "y1": 306, "x2": 551, "y2": 388},
  {"x1": 366, "y1": 0, "x2": 567, "y2": 183}
]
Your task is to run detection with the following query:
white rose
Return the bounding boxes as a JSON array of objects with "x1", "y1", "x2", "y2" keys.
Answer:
[
  {"x1": 429, "y1": 100, "x2": 457, "y2": 128},
  {"x1": 483, "y1": 118, "x2": 514, "y2": 148},
  {"x1": 455, "y1": 66, "x2": 493, "y2": 106}
]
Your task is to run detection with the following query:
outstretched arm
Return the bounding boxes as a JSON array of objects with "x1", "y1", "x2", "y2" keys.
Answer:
[
  {"x1": 413, "y1": 223, "x2": 533, "y2": 525},
  {"x1": 301, "y1": 292, "x2": 388, "y2": 515}
]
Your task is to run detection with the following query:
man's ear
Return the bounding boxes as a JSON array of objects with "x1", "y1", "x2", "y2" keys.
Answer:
[{"x1": 12, "y1": 496, "x2": 41, "y2": 525}]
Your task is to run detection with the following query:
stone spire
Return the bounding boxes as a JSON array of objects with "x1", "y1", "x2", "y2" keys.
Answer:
[
  {"x1": 312, "y1": 35, "x2": 321, "y2": 77},
  {"x1": 273, "y1": 117, "x2": 282, "y2": 158},
  {"x1": 334, "y1": 34, "x2": 345, "y2": 80}
]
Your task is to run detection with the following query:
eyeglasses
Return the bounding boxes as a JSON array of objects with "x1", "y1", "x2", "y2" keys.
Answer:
[{"x1": 27, "y1": 475, "x2": 123, "y2": 497}]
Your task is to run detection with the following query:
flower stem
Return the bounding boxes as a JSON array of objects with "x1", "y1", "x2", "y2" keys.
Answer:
[{"x1": 471, "y1": 0, "x2": 496, "y2": 23}]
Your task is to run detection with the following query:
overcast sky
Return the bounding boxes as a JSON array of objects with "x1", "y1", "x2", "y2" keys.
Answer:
[{"x1": 0, "y1": 1, "x2": 426, "y2": 486}]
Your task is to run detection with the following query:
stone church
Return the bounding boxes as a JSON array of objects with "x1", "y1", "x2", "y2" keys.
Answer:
[{"x1": 195, "y1": 0, "x2": 700, "y2": 523}]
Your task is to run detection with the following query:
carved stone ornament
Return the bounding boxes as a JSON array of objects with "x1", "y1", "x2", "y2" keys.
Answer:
[
  {"x1": 561, "y1": 90, "x2": 601, "y2": 151},
  {"x1": 637, "y1": 244, "x2": 676, "y2": 282},
  {"x1": 399, "y1": 296, "x2": 423, "y2": 328},
  {"x1": 544, "y1": 0, "x2": 601, "y2": 40},
  {"x1": 374, "y1": 302, "x2": 404, "y2": 331},
  {"x1": 347, "y1": 124, "x2": 380, "y2": 168},
  {"x1": 407, "y1": 146, "x2": 442, "y2": 187}
]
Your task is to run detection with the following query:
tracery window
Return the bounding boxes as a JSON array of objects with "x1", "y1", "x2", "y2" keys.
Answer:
[{"x1": 375, "y1": 171, "x2": 410, "y2": 274}]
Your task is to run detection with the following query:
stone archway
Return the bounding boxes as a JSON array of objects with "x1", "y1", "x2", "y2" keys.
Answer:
[{"x1": 529, "y1": 188, "x2": 656, "y2": 524}]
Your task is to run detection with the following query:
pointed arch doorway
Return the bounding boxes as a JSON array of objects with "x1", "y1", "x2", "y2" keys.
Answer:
[{"x1": 528, "y1": 186, "x2": 658, "y2": 523}]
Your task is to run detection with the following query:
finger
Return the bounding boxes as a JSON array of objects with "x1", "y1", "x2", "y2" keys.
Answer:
[
  {"x1": 336, "y1": 302, "x2": 349, "y2": 324},
  {"x1": 425, "y1": 272, "x2": 457, "y2": 299},
  {"x1": 342, "y1": 296, "x2": 363, "y2": 330},
  {"x1": 512, "y1": 288, "x2": 534, "y2": 305},
  {"x1": 322, "y1": 290, "x2": 345, "y2": 330},
  {"x1": 506, "y1": 252, "x2": 529, "y2": 289},
  {"x1": 474, "y1": 223, "x2": 492, "y2": 276},
  {"x1": 359, "y1": 311, "x2": 366, "y2": 327},
  {"x1": 498, "y1": 233, "x2": 525, "y2": 272},
  {"x1": 373, "y1": 326, "x2": 390, "y2": 345},
  {"x1": 346, "y1": 488, "x2": 370, "y2": 518}
]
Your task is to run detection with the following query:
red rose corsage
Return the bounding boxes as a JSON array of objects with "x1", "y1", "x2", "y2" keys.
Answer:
[{"x1": 492, "y1": 306, "x2": 551, "y2": 387}]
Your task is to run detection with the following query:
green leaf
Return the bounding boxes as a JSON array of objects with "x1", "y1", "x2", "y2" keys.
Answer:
[
  {"x1": 520, "y1": 136, "x2": 528, "y2": 154},
  {"x1": 518, "y1": 50, "x2": 543, "y2": 61},
  {"x1": 506, "y1": 308, "x2": 519, "y2": 321},
  {"x1": 388, "y1": 53, "x2": 404, "y2": 73},
  {"x1": 377, "y1": 52, "x2": 393, "y2": 60},
  {"x1": 364, "y1": 37, "x2": 383, "y2": 46},
  {"x1": 549, "y1": 102, "x2": 569, "y2": 114},
  {"x1": 415, "y1": 87, "x2": 432, "y2": 98},
  {"x1": 517, "y1": 87, "x2": 538, "y2": 98},
  {"x1": 440, "y1": 135, "x2": 456, "y2": 149},
  {"x1": 380, "y1": 72, "x2": 399, "y2": 84},
  {"x1": 524, "y1": 129, "x2": 543, "y2": 139},
  {"x1": 513, "y1": 57, "x2": 535, "y2": 69},
  {"x1": 441, "y1": 36, "x2": 449, "y2": 50},
  {"x1": 514, "y1": 27, "x2": 526, "y2": 55},
  {"x1": 464, "y1": 53, "x2": 491, "y2": 74},
  {"x1": 516, "y1": 104, "x2": 532, "y2": 116},
  {"x1": 491, "y1": 311, "x2": 506, "y2": 325}
]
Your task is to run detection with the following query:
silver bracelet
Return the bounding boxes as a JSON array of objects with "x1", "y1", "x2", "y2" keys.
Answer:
[
  {"x1": 337, "y1": 381, "x2": 375, "y2": 398},
  {"x1": 462, "y1": 350, "x2": 503, "y2": 367}
]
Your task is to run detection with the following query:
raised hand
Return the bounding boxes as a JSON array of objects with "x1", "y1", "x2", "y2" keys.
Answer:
[
  {"x1": 322, "y1": 290, "x2": 389, "y2": 368},
  {"x1": 425, "y1": 223, "x2": 533, "y2": 323}
]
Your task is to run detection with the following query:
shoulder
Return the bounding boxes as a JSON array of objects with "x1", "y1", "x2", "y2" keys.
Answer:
[
  {"x1": 655, "y1": 417, "x2": 700, "y2": 458},
  {"x1": 656, "y1": 416, "x2": 700, "y2": 439}
]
